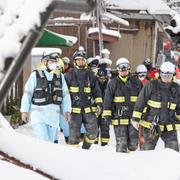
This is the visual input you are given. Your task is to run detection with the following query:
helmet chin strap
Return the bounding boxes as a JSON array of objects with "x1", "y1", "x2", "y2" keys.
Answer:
[
  {"x1": 47, "y1": 68, "x2": 51, "y2": 72},
  {"x1": 74, "y1": 63, "x2": 88, "y2": 69},
  {"x1": 78, "y1": 65, "x2": 85, "y2": 69}
]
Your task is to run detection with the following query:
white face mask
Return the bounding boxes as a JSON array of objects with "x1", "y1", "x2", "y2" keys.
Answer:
[{"x1": 48, "y1": 63, "x2": 58, "y2": 70}]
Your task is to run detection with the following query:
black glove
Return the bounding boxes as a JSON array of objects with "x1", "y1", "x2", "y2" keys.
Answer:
[
  {"x1": 96, "y1": 105, "x2": 102, "y2": 116},
  {"x1": 103, "y1": 117, "x2": 111, "y2": 126}
]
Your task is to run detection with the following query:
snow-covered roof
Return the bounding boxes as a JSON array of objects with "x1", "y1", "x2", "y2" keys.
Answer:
[
  {"x1": 104, "y1": 0, "x2": 176, "y2": 15},
  {"x1": 31, "y1": 47, "x2": 62, "y2": 56},
  {"x1": 88, "y1": 27, "x2": 121, "y2": 38},
  {"x1": 1, "y1": 118, "x2": 180, "y2": 179},
  {"x1": 165, "y1": 14, "x2": 180, "y2": 34}
]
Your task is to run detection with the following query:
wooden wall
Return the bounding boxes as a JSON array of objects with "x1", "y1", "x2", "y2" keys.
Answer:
[
  {"x1": 104, "y1": 20, "x2": 156, "y2": 71},
  {"x1": 47, "y1": 12, "x2": 158, "y2": 72}
]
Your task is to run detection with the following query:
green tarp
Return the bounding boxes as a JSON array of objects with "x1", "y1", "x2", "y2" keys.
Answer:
[{"x1": 36, "y1": 29, "x2": 77, "y2": 47}]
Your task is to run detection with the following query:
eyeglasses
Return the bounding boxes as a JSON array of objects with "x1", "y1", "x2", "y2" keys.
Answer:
[
  {"x1": 160, "y1": 71, "x2": 174, "y2": 79},
  {"x1": 42, "y1": 52, "x2": 61, "y2": 61},
  {"x1": 117, "y1": 63, "x2": 130, "y2": 72}
]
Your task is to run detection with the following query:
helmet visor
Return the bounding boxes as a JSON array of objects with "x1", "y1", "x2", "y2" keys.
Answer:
[
  {"x1": 138, "y1": 72, "x2": 147, "y2": 78},
  {"x1": 91, "y1": 59, "x2": 99, "y2": 66},
  {"x1": 43, "y1": 52, "x2": 60, "y2": 61},
  {"x1": 74, "y1": 51, "x2": 87, "y2": 60},
  {"x1": 160, "y1": 71, "x2": 173, "y2": 79},
  {"x1": 117, "y1": 63, "x2": 130, "y2": 72}
]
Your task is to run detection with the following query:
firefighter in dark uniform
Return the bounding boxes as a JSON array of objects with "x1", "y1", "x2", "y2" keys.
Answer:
[
  {"x1": 95, "y1": 68, "x2": 110, "y2": 146},
  {"x1": 103, "y1": 58, "x2": 142, "y2": 152},
  {"x1": 65, "y1": 49, "x2": 103, "y2": 149},
  {"x1": 132, "y1": 61, "x2": 180, "y2": 152},
  {"x1": 143, "y1": 58, "x2": 157, "y2": 80}
]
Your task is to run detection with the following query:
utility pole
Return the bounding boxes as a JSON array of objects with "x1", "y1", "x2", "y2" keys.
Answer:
[{"x1": 96, "y1": 0, "x2": 103, "y2": 57}]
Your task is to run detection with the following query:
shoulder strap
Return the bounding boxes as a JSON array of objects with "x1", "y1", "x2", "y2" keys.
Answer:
[
  {"x1": 35, "y1": 70, "x2": 45, "y2": 78},
  {"x1": 150, "y1": 80, "x2": 159, "y2": 93},
  {"x1": 169, "y1": 82, "x2": 178, "y2": 98},
  {"x1": 86, "y1": 70, "x2": 92, "y2": 87}
]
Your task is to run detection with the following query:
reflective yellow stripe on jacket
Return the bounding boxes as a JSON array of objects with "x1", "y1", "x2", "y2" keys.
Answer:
[
  {"x1": 113, "y1": 96, "x2": 125, "y2": 103},
  {"x1": 112, "y1": 119, "x2": 129, "y2": 125},
  {"x1": 84, "y1": 135, "x2": 95, "y2": 143},
  {"x1": 130, "y1": 96, "x2": 137, "y2": 102},
  {"x1": 176, "y1": 114, "x2": 180, "y2": 121},
  {"x1": 84, "y1": 107, "x2": 91, "y2": 113},
  {"x1": 94, "y1": 97, "x2": 103, "y2": 104},
  {"x1": 140, "y1": 120, "x2": 180, "y2": 132},
  {"x1": 140, "y1": 120, "x2": 164, "y2": 131},
  {"x1": 167, "y1": 102, "x2": 176, "y2": 110},
  {"x1": 132, "y1": 111, "x2": 142, "y2": 119},
  {"x1": 69, "y1": 86, "x2": 79, "y2": 93},
  {"x1": 72, "y1": 107, "x2": 81, "y2": 113},
  {"x1": 147, "y1": 100, "x2": 161, "y2": 108},
  {"x1": 92, "y1": 106, "x2": 97, "y2": 112},
  {"x1": 101, "y1": 138, "x2": 109, "y2": 143},
  {"x1": 84, "y1": 87, "x2": 91, "y2": 93},
  {"x1": 102, "y1": 110, "x2": 112, "y2": 117},
  {"x1": 69, "y1": 86, "x2": 92, "y2": 93},
  {"x1": 72, "y1": 107, "x2": 95, "y2": 114}
]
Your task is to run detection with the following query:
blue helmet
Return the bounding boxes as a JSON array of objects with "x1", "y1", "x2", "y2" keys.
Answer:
[{"x1": 97, "y1": 68, "x2": 108, "y2": 77}]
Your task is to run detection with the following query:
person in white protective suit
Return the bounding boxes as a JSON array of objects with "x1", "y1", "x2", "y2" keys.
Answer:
[{"x1": 20, "y1": 52, "x2": 71, "y2": 142}]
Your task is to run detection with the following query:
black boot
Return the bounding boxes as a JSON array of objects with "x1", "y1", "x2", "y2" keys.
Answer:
[
  {"x1": 101, "y1": 142, "x2": 108, "y2": 146},
  {"x1": 94, "y1": 141, "x2": 98, "y2": 144},
  {"x1": 116, "y1": 137, "x2": 127, "y2": 153},
  {"x1": 82, "y1": 142, "x2": 91, "y2": 150},
  {"x1": 64, "y1": 136, "x2": 69, "y2": 144},
  {"x1": 54, "y1": 140, "x2": 58, "y2": 144},
  {"x1": 80, "y1": 133, "x2": 85, "y2": 141}
]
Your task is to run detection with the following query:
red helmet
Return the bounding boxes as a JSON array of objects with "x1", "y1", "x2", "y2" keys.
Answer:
[{"x1": 163, "y1": 40, "x2": 171, "y2": 50}]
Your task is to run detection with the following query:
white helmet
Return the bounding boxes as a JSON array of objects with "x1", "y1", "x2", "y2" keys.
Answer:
[
  {"x1": 136, "y1": 64, "x2": 147, "y2": 73},
  {"x1": 62, "y1": 57, "x2": 70, "y2": 64},
  {"x1": 116, "y1": 57, "x2": 129, "y2": 66},
  {"x1": 87, "y1": 57, "x2": 94, "y2": 64},
  {"x1": 116, "y1": 58, "x2": 130, "y2": 72},
  {"x1": 160, "y1": 61, "x2": 175, "y2": 74}
]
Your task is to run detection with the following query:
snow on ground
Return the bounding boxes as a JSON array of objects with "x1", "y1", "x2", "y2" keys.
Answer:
[
  {"x1": 0, "y1": 124, "x2": 178, "y2": 180},
  {"x1": 0, "y1": 159, "x2": 48, "y2": 180}
]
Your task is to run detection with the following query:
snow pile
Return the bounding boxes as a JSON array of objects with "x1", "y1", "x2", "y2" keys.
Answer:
[
  {"x1": 0, "y1": 113, "x2": 13, "y2": 131},
  {"x1": 0, "y1": 160, "x2": 48, "y2": 180},
  {"x1": 0, "y1": 123, "x2": 180, "y2": 179},
  {"x1": 165, "y1": 14, "x2": 180, "y2": 35},
  {"x1": 0, "y1": 0, "x2": 53, "y2": 79}
]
